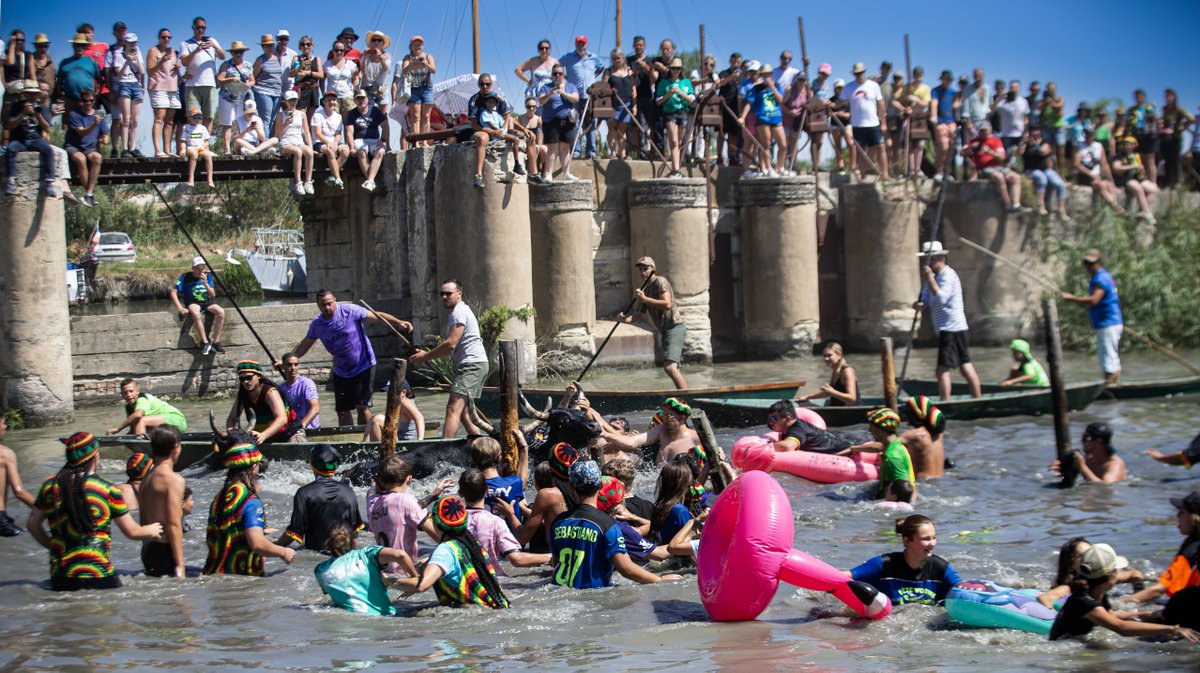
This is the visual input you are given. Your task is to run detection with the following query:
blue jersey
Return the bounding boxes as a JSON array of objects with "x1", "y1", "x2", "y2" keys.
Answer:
[
  {"x1": 1086, "y1": 268, "x2": 1123, "y2": 329},
  {"x1": 485, "y1": 475, "x2": 525, "y2": 522},
  {"x1": 550, "y1": 504, "x2": 627, "y2": 589},
  {"x1": 850, "y1": 551, "x2": 961, "y2": 605},
  {"x1": 654, "y1": 503, "x2": 692, "y2": 545},
  {"x1": 175, "y1": 272, "x2": 212, "y2": 306}
]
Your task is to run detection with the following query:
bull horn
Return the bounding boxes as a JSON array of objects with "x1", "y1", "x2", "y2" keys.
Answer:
[
  {"x1": 520, "y1": 418, "x2": 542, "y2": 435},
  {"x1": 466, "y1": 397, "x2": 495, "y2": 434},
  {"x1": 209, "y1": 411, "x2": 228, "y2": 438},
  {"x1": 518, "y1": 390, "x2": 550, "y2": 421}
]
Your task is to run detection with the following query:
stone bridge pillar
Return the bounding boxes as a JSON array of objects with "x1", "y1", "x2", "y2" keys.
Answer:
[
  {"x1": 842, "y1": 182, "x2": 921, "y2": 349},
  {"x1": 0, "y1": 155, "x2": 74, "y2": 426},
  {"x1": 529, "y1": 181, "x2": 596, "y2": 369}
]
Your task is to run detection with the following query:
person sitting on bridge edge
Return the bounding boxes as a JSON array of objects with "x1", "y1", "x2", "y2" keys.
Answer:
[
  {"x1": 5, "y1": 79, "x2": 55, "y2": 196},
  {"x1": 169, "y1": 256, "x2": 225, "y2": 356},
  {"x1": 471, "y1": 90, "x2": 522, "y2": 188},
  {"x1": 107, "y1": 377, "x2": 189, "y2": 437},
  {"x1": 181, "y1": 107, "x2": 215, "y2": 188}
]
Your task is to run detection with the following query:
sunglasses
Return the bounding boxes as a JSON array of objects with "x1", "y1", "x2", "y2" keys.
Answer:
[
  {"x1": 279, "y1": 36, "x2": 290, "y2": 41},
  {"x1": 333, "y1": 49, "x2": 345, "y2": 53},
  {"x1": 160, "y1": 35, "x2": 171, "y2": 40},
  {"x1": 479, "y1": 81, "x2": 492, "y2": 87},
  {"x1": 81, "y1": 97, "x2": 96, "y2": 102},
  {"x1": 552, "y1": 72, "x2": 564, "y2": 76},
  {"x1": 37, "y1": 43, "x2": 49, "y2": 47},
  {"x1": 300, "y1": 42, "x2": 312, "y2": 46},
  {"x1": 526, "y1": 104, "x2": 537, "y2": 109},
  {"x1": 538, "y1": 45, "x2": 550, "y2": 51},
  {"x1": 194, "y1": 26, "x2": 207, "y2": 31},
  {"x1": 239, "y1": 375, "x2": 257, "y2": 382},
  {"x1": 370, "y1": 38, "x2": 383, "y2": 42}
]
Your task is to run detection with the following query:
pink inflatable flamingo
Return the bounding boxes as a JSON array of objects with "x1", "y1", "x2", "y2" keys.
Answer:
[{"x1": 697, "y1": 470, "x2": 892, "y2": 621}]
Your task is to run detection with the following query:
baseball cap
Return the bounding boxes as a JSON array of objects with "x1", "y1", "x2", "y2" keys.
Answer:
[
  {"x1": 283, "y1": 90, "x2": 299, "y2": 101},
  {"x1": 244, "y1": 100, "x2": 257, "y2": 112},
  {"x1": 410, "y1": 35, "x2": 424, "y2": 44},
  {"x1": 1170, "y1": 490, "x2": 1200, "y2": 515},
  {"x1": 852, "y1": 62, "x2": 866, "y2": 74},
  {"x1": 309, "y1": 443, "x2": 342, "y2": 476},
  {"x1": 635, "y1": 256, "x2": 656, "y2": 269},
  {"x1": 818, "y1": 63, "x2": 832, "y2": 75},
  {"x1": 354, "y1": 89, "x2": 368, "y2": 99},
  {"x1": 277, "y1": 29, "x2": 290, "y2": 38},
  {"x1": 833, "y1": 78, "x2": 845, "y2": 88},
  {"x1": 575, "y1": 34, "x2": 588, "y2": 44},
  {"x1": 1082, "y1": 248, "x2": 1102, "y2": 263},
  {"x1": 124, "y1": 33, "x2": 139, "y2": 43},
  {"x1": 192, "y1": 255, "x2": 207, "y2": 268},
  {"x1": 745, "y1": 60, "x2": 761, "y2": 72},
  {"x1": 1077, "y1": 543, "x2": 1129, "y2": 580}
]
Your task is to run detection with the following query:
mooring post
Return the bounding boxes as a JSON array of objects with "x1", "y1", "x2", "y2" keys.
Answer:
[
  {"x1": 881, "y1": 337, "x2": 898, "y2": 410},
  {"x1": 380, "y1": 358, "x2": 409, "y2": 459},
  {"x1": 499, "y1": 340, "x2": 521, "y2": 475},
  {"x1": 1043, "y1": 298, "x2": 1077, "y2": 488}
]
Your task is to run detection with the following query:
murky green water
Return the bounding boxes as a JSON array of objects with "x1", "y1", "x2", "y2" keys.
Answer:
[{"x1": 2, "y1": 347, "x2": 1198, "y2": 671}]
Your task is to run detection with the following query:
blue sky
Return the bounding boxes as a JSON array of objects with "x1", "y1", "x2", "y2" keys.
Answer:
[{"x1": 5, "y1": 1, "x2": 1200, "y2": 135}]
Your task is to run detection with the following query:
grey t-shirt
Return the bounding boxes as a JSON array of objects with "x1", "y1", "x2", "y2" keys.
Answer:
[{"x1": 448, "y1": 302, "x2": 488, "y2": 367}]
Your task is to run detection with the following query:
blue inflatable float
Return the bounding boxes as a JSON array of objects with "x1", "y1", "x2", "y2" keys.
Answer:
[{"x1": 945, "y1": 579, "x2": 1058, "y2": 636}]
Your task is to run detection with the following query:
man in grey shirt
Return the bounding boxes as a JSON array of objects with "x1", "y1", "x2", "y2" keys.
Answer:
[{"x1": 410, "y1": 279, "x2": 490, "y2": 437}]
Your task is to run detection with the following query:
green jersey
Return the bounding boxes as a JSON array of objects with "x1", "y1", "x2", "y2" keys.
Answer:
[
  {"x1": 314, "y1": 546, "x2": 398, "y2": 616},
  {"x1": 1019, "y1": 360, "x2": 1050, "y2": 387},
  {"x1": 131, "y1": 393, "x2": 188, "y2": 432},
  {"x1": 879, "y1": 438, "x2": 915, "y2": 497}
]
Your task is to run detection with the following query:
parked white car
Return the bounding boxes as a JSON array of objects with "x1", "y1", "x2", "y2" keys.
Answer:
[{"x1": 93, "y1": 232, "x2": 137, "y2": 263}]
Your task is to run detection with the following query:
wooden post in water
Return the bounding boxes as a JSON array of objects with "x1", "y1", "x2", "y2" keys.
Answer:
[
  {"x1": 692, "y1": 409, "x2": 729, "y2": 494},
  {"x1": 499, "y1": 340, "x2": 521, "y2": 475},
  {"x1": 881, "y1": 337, "x2": 898, "y2": 410},
  {"x1": 1043, "y1": 298, "x2": 1077, "y2": 488},
  {"x1": 380, "y1": 358, "x2": 408, "y2": 459}
]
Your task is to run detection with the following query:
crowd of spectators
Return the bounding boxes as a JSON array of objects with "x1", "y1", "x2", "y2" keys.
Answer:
[{"x1": 3, "y1": 20, "x2": 1197, "y2": 210}]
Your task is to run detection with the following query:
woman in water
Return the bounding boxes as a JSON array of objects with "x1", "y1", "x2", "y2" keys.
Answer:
[
  {"x1": 1038, "y1": 537, "x2": 1144, "y2": 609},
  {"x1": 315, "y1": 522, "x2": 417, "y2": 616},
  {"x1": 396, "y1": 496, "x2": 509, "y2": 609},
  {"x1": 1128, "y1": 491, "x2": 1200, "y2": 604},
  {"x1": 796, "y1": 342, "x2": 859, "y2": 406},
  {"x1": 1049, "y1": 543, "x2": 1199, "y2": 642},
  {"x1": 844, "y1": 514, "x2": 960, "y2": 606},
  {"x1": 649, "y1": 461, "x2": 694, "y2": 545}
]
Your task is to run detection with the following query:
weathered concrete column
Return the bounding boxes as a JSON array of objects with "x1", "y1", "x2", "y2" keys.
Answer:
[
  {"x1": 940, "y1": 180, "x2": 1047, "y2": 344},
  {"x1": 628, "y1": 178, "x2": 711, "y2": 363},
  {"x1": 841, "y1": 182, "x2": 921, "y2": 350},
  {"x1": 529, "y1": 181, "x2": 596, "y2": 369},
  {"x1": 0, "y1": 155, "x2": 73, "y2": 426},
  {"x1": 434, "y1": 145, "x2": 536, "y2": 375},
  {"x1": 738, "y1": 176, "x2": 821, "y2": 357}
]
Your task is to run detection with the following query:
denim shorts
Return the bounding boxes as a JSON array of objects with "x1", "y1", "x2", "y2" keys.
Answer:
[
  {"x1": 118, "y1": 82, "x2": 144, "y2": 101},
  {"x1": 408, "y1": 85, "x2": 434, "y2": 105}
]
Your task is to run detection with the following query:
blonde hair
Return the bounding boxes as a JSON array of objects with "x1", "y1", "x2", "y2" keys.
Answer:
[
  {"x1": 825, "y1": 342, "x2": 850, "y2": 384},
  {"x1": 469, "y1": 436, "x2": 502, "y2": 470}
]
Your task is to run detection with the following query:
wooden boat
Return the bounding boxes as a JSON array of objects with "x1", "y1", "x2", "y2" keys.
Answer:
[
  {"x1": 694, "y1": 380, "x2": 1108, "y2": 429},
  {"x1": 100, "y1": 436, "x2": 470, "y2": 473},
  {"x1": 472, "y1": 380, "x2": 806, "y2": 417},
  {"x1": 901, "y1": 376, "x2": 1200, "y2": 401},
  {"x1": 93, "y1": 421, "x2": 440, "y2": 446}
]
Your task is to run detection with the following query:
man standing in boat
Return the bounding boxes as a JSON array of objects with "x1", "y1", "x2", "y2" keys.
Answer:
[
  {"x1": 408, "y1": 280, "x2": 490, "y2": 439},
  {"x1": 1061, "y1": 248, "x2": 1123, "y2": 384},
  {"x1": 913, "y1": 242, "x2": 982, "y2": 401},
  {"x1": 287, "y1": 290, "x2": 412, "y2": 426},
  {"x1": 620, "y1": 257, "x2": 688, "y2": 390}
]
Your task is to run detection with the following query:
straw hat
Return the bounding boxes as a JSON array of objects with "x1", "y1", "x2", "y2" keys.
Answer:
[
  {"x1": 229, "y1": 41, "x2": 249, "y2": 52},
  {"x1": 366, "y1": 31, "x2": 391, "y2": 50},
  {"x1": 70, "y1": 33, "x2": 90, "y2": 45},
  {"x1": 259, "y1": 34, "x2": 275, "y2": 46}
]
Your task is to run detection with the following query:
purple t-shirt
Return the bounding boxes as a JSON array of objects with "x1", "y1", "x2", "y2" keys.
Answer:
[
  {"x1": 305, "y1": 303, "x2": 376, "y2": 378},
  {"x1": 279, "y1": 375, "x2": 320, "y2": 429}
]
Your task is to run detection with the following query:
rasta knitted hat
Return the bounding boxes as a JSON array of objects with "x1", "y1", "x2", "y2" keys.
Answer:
[
  {"x1": 63, "y1": 431, "x2": 100, "y2": 467},
  {"x1": 662, "y1": 397, "x2": 691, "y2": 418},
  {"x1": 126, "y1": 452, "x2": 152, "y2": 480},
  {"x1": 309, "y1": 444, "x2": 341, "y2": 477},
  {"x1": 548, "y1": 442, "x2": 579, "y2": 480},
  {"x1": 596, "y1": 476, "x2": 625, "y2": 513},
  {"x1": 237, "y1": 360, "x2": 264, "y2": 376},
  {"x1": 569, "y1": 459, "x2": 602, "y2": 490},
  {"x1": 689, "y1": 444, "x2": 708, "y2": 472},
  {"x1": 904, "y1": 395, "x2": 945, "y2": 433},
  {"x1": 431, "y1": 496, "x2": 468, "y2": 533},
  {"x1": 867, "y1": 407, "x2": 901, "y2": 432},
  {"x1": 222, "y1": 440, "x2": 263, "y2": 471}
]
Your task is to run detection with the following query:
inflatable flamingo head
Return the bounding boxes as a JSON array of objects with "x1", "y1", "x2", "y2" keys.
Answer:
[{"x1": 730, "y1": 435, "x2": 776, "y2": 472}]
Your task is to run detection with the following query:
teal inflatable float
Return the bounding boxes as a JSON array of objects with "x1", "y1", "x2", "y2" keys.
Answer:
[{"x1": 946, "y1": 579, "x2": 1059, "y2": 636}]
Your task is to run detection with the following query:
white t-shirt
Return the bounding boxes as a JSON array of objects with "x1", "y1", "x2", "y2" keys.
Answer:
[
  {"x1": 1077, "y1": 140, "x2": 1104, "y2": 177},
  {"x1": 840, "y1": 78, "x2": 883, "y2": 128},
  {"x1": 275, "y1": 46, "x2": 298, "y2": 91},
  {"x1": 183, "y1": 123, "x2": 210, "y2": 149},
  {"x1": 278, "y1": 109, "x2": 307, "y2": 146},
  {"x1": 311, "y1": 108, "x2": 345, "y2": 145},
  {"x1": 325, "y1": 59, "x2": 358, "y2": 98},
  {"x1": 996, "y1": 95, "x2": 1030, "y2": 138},
  {"x1": 106, "y1": 46, "x2": 143, "y2": 84},
  {"x1": 773, "y1": 66, "x2": 800, "y2": 95},
  {"x1": 236, "y1": 114, "x2": 264, "y2": 141},
  {"x1": 180, "y1": 38, "x2": 223, "y2": 87}
]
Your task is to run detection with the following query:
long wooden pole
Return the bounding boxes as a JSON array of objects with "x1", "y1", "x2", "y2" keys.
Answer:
[
  {"x1": 615, "y1": 0, "x2": 622, "y2": 50},
  {"x1": 380, "y1": 358, "x2": 408, "y2": 459},
  {"x1": 1043, "y1": 298, "x2": 1077, "y2": 488},
  {"x1": 692, "y1": 409, "x2": 729, "y2": 494},
  {"x1": 903, "y1": 35, "x2": 912, "y2": 178},
  {"x1": 499, "y1": 340, "x2": 521, "y2": 475},
  {"x1": 577, "y1": 276, "x2": 654, "y2": 381},
  {"x1": 881, "y1": 337, "x2": 898, "y2": 410},
  {"x1": 958, "y1": 237, "x2": 1200, "y2": 376},
  {"x1": 471, "y1": 0, "x2": 480, "y2": 74}
]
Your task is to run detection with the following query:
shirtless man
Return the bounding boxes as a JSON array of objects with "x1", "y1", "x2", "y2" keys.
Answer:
[
  {"x1": 1050, "y1": 422, "x2": 1127, "y2": 483},
  {"x1": 900, "y1": 396, "x2": 945, "y2": 480},
  {"x1": 600, "y1": 397, "x2": 700, "y2": 464},
  {"x1": 139, "y1": 426, "x2": 187, "y2": 577},
  {"x1": 0, "y1": 414, "x2": 36, "y2": 536}
]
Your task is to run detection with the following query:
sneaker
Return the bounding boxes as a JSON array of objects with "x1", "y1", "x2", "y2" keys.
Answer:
[
  {"x1": 334, "y1": 179, "x2": 345, "y2": 189},
  {"x1": 1037, "y1": 207, "x2": 1049, "y2": 216},
  {"x1": 474, "y1": 174, "x2": 485, "y2": 188},
  {"x1": 668, "y1": 170, "x2": 683, "y2": 178},
  {"x1": 1144, "y1": 212, "x2": 1157, "y2": 225},
  {"x1": 325, "y1": 176, "x2": 338, "y2": 186},
  {"x1": 541, "y1": 174, "x2": 554, "y2": 184},
  {"x1": 121, "y1": 149, "x2": 134, "y2": 159},
  {"x1": 0, "y1": 513, "x2": 22, "y2": 537},
  {"x1": 109, "y1": 149, "x2": 119, "y2": 159},
  {"x1": 562, "y1": 173, "x2": 580, "y2": 182},
  {"x1": 293, "y1": 181, "x2": 305, "y2": 196},
  {"x1": 742, "y1": 169, "x2": 760, "y2": 179},
  {"x1": 5, "y1": 180, "x2": 15, "y2": 195},
  {"x1": 201, "y1": 342, "x2": 213, "y2": 356},
  {"x1": 1006, "y1": 204, "x2": 1020, "y2": 213},
  {"x1": 362, "y1": 179, "x2": 376, "y2": 192},
  {"x1": 212, "y1": 341, "x2": 226, "y2": 354},
  {"x1": 513, "y1": 163, "x2": 526, "y2": 175},
  {"x1": 527, "y1": 174, "x2": 544, "y2": 185},
  {"x1": 303, "y1": 181, "x2": 315, "y2": 195},
  {"x1": 84, "y1": 194, "x2": 97, "y2": 207},
  {"x1": 44, "y1": 180, "x2": 58, "y2": 198},
  {"x1": 131, "y1": 148, "x2": 145, "y2": 158}
]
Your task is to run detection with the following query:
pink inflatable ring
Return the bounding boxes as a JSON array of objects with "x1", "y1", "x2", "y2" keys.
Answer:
[{"x1": 697, "y1": 470, "x2": 892, "y2": 621}]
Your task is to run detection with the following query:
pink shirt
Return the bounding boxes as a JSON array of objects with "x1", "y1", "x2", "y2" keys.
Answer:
[
  {"x1": 466, "y1": 508, "x2": 520, "y2": 576},
  {"x1": 367, "y1": 490, "x2": 426, "y2": 575}
]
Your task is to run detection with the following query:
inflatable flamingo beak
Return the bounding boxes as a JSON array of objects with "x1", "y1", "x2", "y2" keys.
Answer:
[{"x1": 846, "y1": 580, "x2": 893, "y2": 619}]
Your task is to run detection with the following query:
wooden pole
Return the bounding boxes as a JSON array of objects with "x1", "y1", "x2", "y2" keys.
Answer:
[
  {"x1": 472, "y1": 0, "x2": 481, "y2": 74},
  {"x1": 615, "y1": 0, "x2": 622, "y2": 50},
  {"x1": 499, "y1": 340, "x2": 521, "y2": 475},
  {"x1": 1043, "y1": 298, "x2": 1077, "y2": 488},
  {"x1": 691, "y1": 409, "x2": 729, "y2": 494},
  {"x1": 903, "y1": 34, "x2": 912, "y2": 177},
  {"x1": 380, "y1": 358, "x2": 409, "y2": 459},
  {"x1": 881, "y1": 337, "x2": 898, "y2": 410}
]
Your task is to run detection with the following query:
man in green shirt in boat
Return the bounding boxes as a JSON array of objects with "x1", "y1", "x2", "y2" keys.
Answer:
[
  {"x1": 1000, "y1": 339, "x2": 1049, "y2": 388},
  {"x1": 107, "y1": 378, "x2": 188, "y2": 436}
]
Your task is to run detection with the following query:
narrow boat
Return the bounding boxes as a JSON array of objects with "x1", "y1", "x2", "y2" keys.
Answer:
[
  {"x1": 901, "y1": 376, "x2": 1200, "y2": 401},
  {"x1": 94, "y1": 421, "x2": 440, "y2": 446},
  {"x1": 694, "y1": 380, "x2": 1108, "y2": 428},
  {"x1": 471, "y1": 380, "x2": 806, "y2": 417}
]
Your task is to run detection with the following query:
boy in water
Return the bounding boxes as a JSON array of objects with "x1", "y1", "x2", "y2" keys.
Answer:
[
  {"x1": 852, "y1": 408, "x2": 916, "y2": 501},
  {"x1": 469, "y1": 433, "x2": 526, "y2": 526},
  {"x1": 276, "y1": 444, "x2": 365, "y2": 552},
  {"x1": 366, "y1": 456, "x2": 447, "y2": 575},
  {"x1": 458, "y1": 469, "x2": 549, "y2": 575},
  {"x1": 120, "y1": 452, "x2": 151, "y2": 512},
  {"x1": 139, "y1": 426, "x2": 188, "y2": 578}
]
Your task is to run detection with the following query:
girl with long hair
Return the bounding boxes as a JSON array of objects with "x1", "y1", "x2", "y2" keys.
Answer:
[{"x1": 397, "y1": 496, "x2": 509, "y2": 609}]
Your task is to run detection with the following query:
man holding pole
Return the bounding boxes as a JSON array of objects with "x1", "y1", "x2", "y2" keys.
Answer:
[
  {"x1": 287, "y1": 290, "x2": 412, "y2": 426},
  {"x1": 913, "y1": 242, "x2": 982, "y2": 400},
  {"x1": 620, "y1": 257, "x2": 688, "y2": 390},
  {"x1": 408, "y1": 280, "x2": 489, "y2": 438},
  {"x1": 1061, "y1": 249, "x2": 1123, "y2": 384}
]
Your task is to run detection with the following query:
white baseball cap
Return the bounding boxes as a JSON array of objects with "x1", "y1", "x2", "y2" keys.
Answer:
[{"x1": 191, "y1": 256, "x2": 207, "y2": 268}]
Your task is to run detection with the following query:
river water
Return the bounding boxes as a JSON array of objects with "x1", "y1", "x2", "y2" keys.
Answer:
[{"x1": 2, "y1": 347, "x2": 1198, "y2": 671}]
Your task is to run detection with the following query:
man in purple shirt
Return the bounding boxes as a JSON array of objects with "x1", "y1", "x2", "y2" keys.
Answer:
[
  {"x1": 287, "y1": 289, "x2": 412, "y2": 426},
  {"x1": 278, "y1": 352, "x2": 321, "y2": 436}
]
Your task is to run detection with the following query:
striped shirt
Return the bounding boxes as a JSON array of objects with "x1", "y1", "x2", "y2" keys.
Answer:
[{"x1": 920, "y1": 266, "x2": 968, "y2": 333}]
